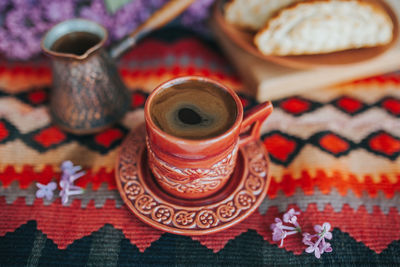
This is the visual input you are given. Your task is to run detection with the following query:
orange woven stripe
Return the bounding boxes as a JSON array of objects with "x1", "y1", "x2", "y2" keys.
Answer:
[{"x1": 268, "y1": 170, "x2": 400, "y2": 198}]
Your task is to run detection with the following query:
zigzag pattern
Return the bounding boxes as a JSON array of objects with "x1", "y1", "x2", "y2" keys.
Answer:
[
  {"x1": 259, "y1": 188, "x2": 400, "y2": 214},
  {"x1": 1, "y1": 198, "x2": 399, "y2": 254},
  {"x1": 272, "y1": 95, "x2": 400, "y2": 117},
  {"x1": 263, "y1": 129, "x2": 400, "y2": 165},
  {"x1": 1, "y1": 221, "x2": 400, "y2": 266},
  {"x1": 1, "y1": 109, "x2": 399, "y2": 159},
  {"x1": 1, "y1": 164, "x2": 399, "y2": 198},
  {"x1": 268, "y1": 169, "x2": 400, "y2": 198},
  {"x1": 0, "y1": 166, "x2": 115, "y2": 190},
  {"x1": 0, "y1": 88, "x2": 256, "y2": 114},
  {"x1": 2, "y1": 181, "x2": 399, "y2": 214},
  {"x1": 0, "y1": 119, "x2": 128, "y2": 154},
  {"x1": 0, "y1": 182, "x2": 123, "y2": 208},
  {"x1": 1, "y1": 118, "x2": 398, "y2": 158},
  {"x1": 1, "y1": 86, "x2": 399, "y2": 117},
  {"x1": 264, "y1": 108, "x2": 400, "y2": 141}
]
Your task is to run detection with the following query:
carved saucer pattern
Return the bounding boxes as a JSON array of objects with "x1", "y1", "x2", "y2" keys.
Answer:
[{"x1": 115, "y1": 124, "x2": 271, "y2": 235}]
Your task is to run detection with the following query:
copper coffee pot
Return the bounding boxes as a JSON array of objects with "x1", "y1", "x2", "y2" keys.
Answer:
[{"x1": 41, "y1": 0, "x2": 195, "y2": 134}]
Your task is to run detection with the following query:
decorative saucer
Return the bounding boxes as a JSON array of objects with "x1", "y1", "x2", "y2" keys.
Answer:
[{"x1": 115, "y1": 124, "x2": 271, "y2": 235}]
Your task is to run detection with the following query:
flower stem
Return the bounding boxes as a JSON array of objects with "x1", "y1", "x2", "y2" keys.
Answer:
[
  {"x1": 285, "y1": 230, "x2": 298, "y2": 236},
  {"x1": 281, "y1": 225, "x2": 296, "y2": 231}
]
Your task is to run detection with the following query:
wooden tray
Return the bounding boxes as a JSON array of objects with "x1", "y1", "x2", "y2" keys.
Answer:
[{"x1": 210, "y1": 0, "x2": 400, "y2": 100}]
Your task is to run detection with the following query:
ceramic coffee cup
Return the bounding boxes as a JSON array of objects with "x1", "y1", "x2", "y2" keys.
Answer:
[{"x1": 144, "y1": 76, "x2": 273, "y2": 199}]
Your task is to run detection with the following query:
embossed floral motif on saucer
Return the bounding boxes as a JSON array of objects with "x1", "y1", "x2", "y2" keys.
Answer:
[{"x1": 115, "y1": 124, "x2": 271, "y2": 235}]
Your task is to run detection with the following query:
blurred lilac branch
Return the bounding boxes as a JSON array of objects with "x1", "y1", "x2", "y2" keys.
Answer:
[{"x1": 0, "y1": 0, "x2": 215, "y2": 60}]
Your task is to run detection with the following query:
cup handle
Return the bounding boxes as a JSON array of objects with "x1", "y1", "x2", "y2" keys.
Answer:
[{"x1": 239, "y1": 101, "x2": 273, "y2": 146}]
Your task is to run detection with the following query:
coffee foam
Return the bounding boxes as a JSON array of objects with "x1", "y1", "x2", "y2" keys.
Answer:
[{"x1": 150, "y1": 81, "x2": 237, "y2": 139}]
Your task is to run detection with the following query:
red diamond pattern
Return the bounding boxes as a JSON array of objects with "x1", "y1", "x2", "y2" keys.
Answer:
[
  {"x1": 319, "y1": 133, "x2": 350, "y2": 155},
  {"x1": 131, "y1": 92, "x2": 146, "y2": 108},
  {"x1": 279, "y1": 98, "x2": 311, "y2": 115},
  {"x1": 335, "y1": 96, "x2": 364, "y2": 114},
  {"x1": 0, "y1": 122, "x2": 9, "y2": 142},
  {"x1": 33, "y1": 126, "x2": 66, "y2": 148},
  {"x1": 263, "y1": 133, "x2": 298, "y2": 162},
  {"x1": 95, "y1": 128, "x2": 124, "y2": 148},
  {"x1": 381, "y1": 98, "x2": 400, "y2": 116},
  {"x1": 368, "y1": 132, "x2": 400, "y2": 157},
  {"x1": 28, "y1": 90, "x2": 48, "y2": 105}
]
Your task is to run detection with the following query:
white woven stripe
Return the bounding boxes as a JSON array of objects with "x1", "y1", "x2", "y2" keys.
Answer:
[
  {"x1": 270, "y1": 146, "x2": 400, "y2": 183},
  {"x1": 262, "y1": 107, "x2": 400, "y2": 141},
  {"x1": 0, "y1": 98, "x2": 144, "y2": 133},
  {"x1": 0, "y1": 98, "x2": 50, "y2": 133},
  {"x1": 0, "y1": 140, "x2": 118, "y2": 172},
  {"x1": 301, "y1": 82, "x2": 400, "y2": 102}
]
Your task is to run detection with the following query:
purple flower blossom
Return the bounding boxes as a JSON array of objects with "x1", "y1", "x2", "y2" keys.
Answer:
[
  {"x1": 0, "y1": 0, "x2": 215, "y2": 60},
  {"x1": 180, "y1": 0, "x2": 215, "y2": 34},
  {"x1": 36, "y1": 182, "x2": 57, "y2": 201},
  {"x1": 1, "y1": 0, "x2": 50, "y2": 59},
  {"x1": 283, "y1": 208, "x2": 300, "y2": 226},
  {"x1": 79, "y1": 0, "x2": 114, "y2": 32},
  {"x1": 303, "y1": 222, "x2": 333, "y2": 259},
  {"x1": 59, "y1": 160, "x2": 85, "y2": 205},
  {"x1": 0, "y1": 0, "x2": 10, "y2": 13},
  {"x1": 61, "y1": 160, "x2": 86, "y2": 183},
  {"x1": 112, "y1": 0, "x2": 145, "y2": 40},
  {"x1": 59, "y1": 179, "x2": 84, "y2": 205},
  {"x1": 270, "y1": 209, "x2": 302, "y2": 247},
  {"x1": 43, "y1": 0, "x2": 76, "y2": 23}
]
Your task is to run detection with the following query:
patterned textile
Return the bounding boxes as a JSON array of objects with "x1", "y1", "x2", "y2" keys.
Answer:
[{"x1": 0, "y1": 27, "x2": 399, "y2": 266}]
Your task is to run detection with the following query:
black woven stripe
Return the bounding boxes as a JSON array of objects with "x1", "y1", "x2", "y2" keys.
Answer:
[
  {"x1": 1, "y1": 87, "x2": 399, "y2": 119},
  {"x1": 262, "y1": 129, "x2": 400, "y2": 166},
  {"x1": 271, "y1": 95, "x2": 400, "y2": 118},
  {"x1": 0, "y1": 221, "x2": 399, "y2": 266},
  {"x1": 1, "y1": 114, "x2": 399, "y2": 160}
]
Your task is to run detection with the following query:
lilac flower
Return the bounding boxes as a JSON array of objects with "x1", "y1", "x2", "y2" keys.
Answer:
[
  {"x1": 112, "y1": 0, "x2": 145, "y2": 40},
  {"x1": 112, "y1": 0, "x2": 167, "y2": 40},
  {"x1": 59, "y1": 179, "x2": 84, "y2": 205},
  {"x1": 0, "y1": 0, "x2": 10, "y2": 13},
  {"x1": 36, "y1": 182, "x2": 57, "y2": 201},
  {"x1": 79, "y1": 0, "x2": 114, "y2": 33},
  {"x1": 270, "y1": 209, "x2": 302, "y2": 247},
  {"x1": 59, "y1": 161, "x2": 85, "y2": 205},
  {"x1": 0, "y1": 0, "x2": 216, "y2": 60},
  {"x1": 61, "y1": 160, "x2": 86, "y2": 183},
  {"x1": 303, "y1": 222, "x2": 333, "y2": 259},
  {"x1": 1, "y1": 0, "x2": 50, "y2": 60},
  {"x1": 283, "y1": 208, "x2": 300, "y2": 226},
  {"x1": 43, "y1": 0, "x2": 75, "y2": 23},
  {"x1": 180, "y1": 0, "x2": 215, "y2": 34}
]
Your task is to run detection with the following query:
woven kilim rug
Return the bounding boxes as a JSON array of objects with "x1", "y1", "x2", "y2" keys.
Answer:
[{"x1": 0, "y1": 27, "x2": 400, "y2": 266}]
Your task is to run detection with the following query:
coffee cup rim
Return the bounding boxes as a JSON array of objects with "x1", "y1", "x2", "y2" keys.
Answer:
[{"x1": 144, "y1": 76, "x2": 244, "y2": 144}]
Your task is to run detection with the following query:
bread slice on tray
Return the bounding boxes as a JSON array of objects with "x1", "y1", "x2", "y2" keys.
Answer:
[
  {"x1": 254, "y1": 0, "x2": 394, "y2": 56},
  {"x1": 224, "y1": 0, "x2": 300, "y2": 31}
]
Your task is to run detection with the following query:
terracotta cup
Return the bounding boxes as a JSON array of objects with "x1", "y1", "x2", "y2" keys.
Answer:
[{"x1": 144, "y1": 76, "x2": 273, "y2": 199}]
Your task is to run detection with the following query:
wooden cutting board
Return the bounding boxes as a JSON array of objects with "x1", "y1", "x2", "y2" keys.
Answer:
[{"x1": 210, "y1": 0, "x2": 400, "y2": 101}]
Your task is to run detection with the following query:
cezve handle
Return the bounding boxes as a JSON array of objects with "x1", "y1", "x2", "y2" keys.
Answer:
[
  {"x1": 239, "y1": 101, "x2": 273, "y2": 146},
  {"x1": 110, "y1": 0, "x2": 196, "y2": 59}
]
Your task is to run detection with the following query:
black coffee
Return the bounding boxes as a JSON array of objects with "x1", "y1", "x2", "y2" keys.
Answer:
[
  {"x1": 51, "y1": 32, "x2": 101, "y2": 55},
  {"x1": 150, "y1": 80, "x2": 237, "y2": 139}
]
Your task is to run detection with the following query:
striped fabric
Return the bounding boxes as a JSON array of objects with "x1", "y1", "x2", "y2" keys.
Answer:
[{"x1": 0, "y1": 27, "x2": 399, "y2": 266}]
